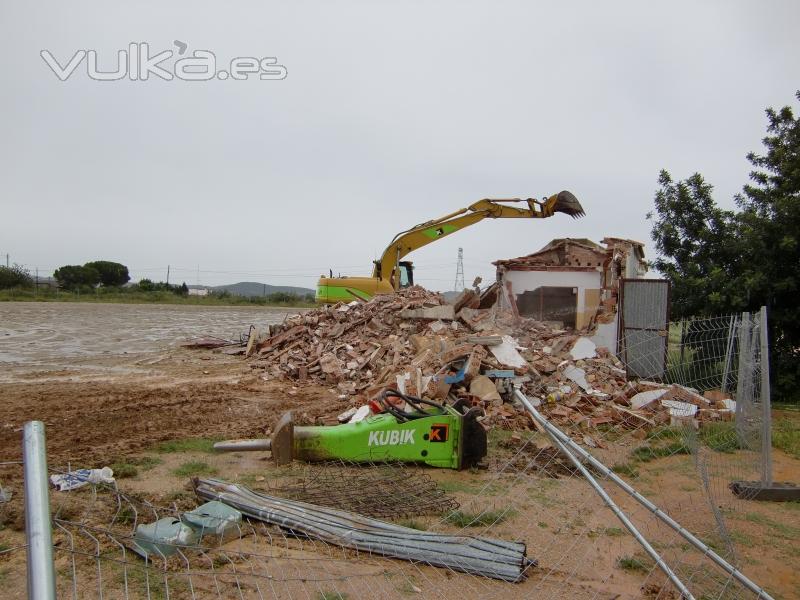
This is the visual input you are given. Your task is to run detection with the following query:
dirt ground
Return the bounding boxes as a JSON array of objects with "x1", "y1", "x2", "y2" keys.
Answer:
[{"x1": 0, "y1": 302, "x2": 798, "y2": 599}]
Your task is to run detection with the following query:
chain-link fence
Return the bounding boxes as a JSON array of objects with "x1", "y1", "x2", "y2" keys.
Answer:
[{"x1": 0, "y1": 309, "x2": 781, "y2": 599}]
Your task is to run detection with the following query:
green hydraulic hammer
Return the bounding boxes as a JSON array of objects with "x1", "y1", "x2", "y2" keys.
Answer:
[{"x1": 214, "y1": 390, "x2": 488, "y2": 470}]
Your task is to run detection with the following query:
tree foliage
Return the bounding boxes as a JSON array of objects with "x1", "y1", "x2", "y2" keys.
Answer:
[
  {"x1": 649, "y1": 91, "x2": 800, "y2": 402},
  {"x1": 648, "y1": 171, "x2": 743, "y2": 318},
  {"x1": 53, "y1": 265, "x2": 100, "y2": 290},
  {"x1": 0, "y1": 264, "x2": 33, "y2": 289},
  {"x1": 84, "y1": 261, "x2": 130, "y2": 287}
]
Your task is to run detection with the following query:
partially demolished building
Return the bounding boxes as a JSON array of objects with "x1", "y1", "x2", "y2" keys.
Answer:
[{"x1": 493, "y1": 237, "x2": 647, "y2": 352}]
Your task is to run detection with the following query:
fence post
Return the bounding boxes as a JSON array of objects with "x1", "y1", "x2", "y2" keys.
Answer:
[
  {"x1": 734, "y1": 312, "x2": 750, "y2": 444},
  {"x1": 23, "y1": 421, "x2": 57, "y2": 600},
  {"x1": 759, "y1": 306, "x2": 773, "y2": 487}
]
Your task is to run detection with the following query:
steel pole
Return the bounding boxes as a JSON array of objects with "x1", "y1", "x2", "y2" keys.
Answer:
[
  {"x1": 23, "y1": 421, "x2": 57, "y2": 600},
  {"x1": 516, "y1": 394, "x2": 694, "y2": 598},
  {"x1": 514, "y1": 389, "x2": 774, "y2": 600},
  {"x1": 759, "y1": 306, "x2": 773, "y2": 487}
]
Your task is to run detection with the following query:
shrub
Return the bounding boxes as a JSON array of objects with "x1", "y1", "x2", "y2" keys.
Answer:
[{"x1": 0, "y1": 264, "x2": 33, "y2": 289}]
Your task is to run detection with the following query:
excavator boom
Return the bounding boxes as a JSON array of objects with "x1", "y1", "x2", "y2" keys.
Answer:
[{"x1": 316, "y1": 191, "x2": 584, "y2": 303}]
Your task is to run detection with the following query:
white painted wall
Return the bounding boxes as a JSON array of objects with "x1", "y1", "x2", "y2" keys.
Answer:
[{"x1": 503, "y1": 269, "x2": 601, "y2": 326}]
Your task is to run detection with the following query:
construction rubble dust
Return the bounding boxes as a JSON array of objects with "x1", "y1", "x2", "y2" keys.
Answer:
[{"x1": 219, "y1": 286, "x2": 735, "y2": 442}]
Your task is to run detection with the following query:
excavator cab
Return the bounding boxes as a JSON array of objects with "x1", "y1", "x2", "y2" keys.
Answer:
[{"x1": 398, "y1": 261, "x2": 414, "y2": 288}]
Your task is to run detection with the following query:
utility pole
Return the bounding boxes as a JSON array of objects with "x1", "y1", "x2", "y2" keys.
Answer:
[
  {"x1": 454, "y1": 247, "x2": 465, "y2": 291},
  {"x1": 166, "y1": 265, "x2": 170, "y2": 285},
  {"x1": 5, "y1": 254, "x2": 8, "y2": 268}
]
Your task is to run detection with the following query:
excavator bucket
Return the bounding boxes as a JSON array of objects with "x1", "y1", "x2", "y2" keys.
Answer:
[{"x1": 548, "y1": 190, "x2": 585, "y2": 218}]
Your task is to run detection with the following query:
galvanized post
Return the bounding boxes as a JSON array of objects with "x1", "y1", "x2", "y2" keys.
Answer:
[
  {"x1": 759, "y1": 306, "x2": 773, "y2": 487},
  {"x1": 721, "y1": 315, "x2": 736, "y2": 393},
  {"x1": 23, "y1": 421, "x2": 57, "y2": 600},
  {"x1": 735, "y1": 312, "x2": 751, "y2": 445}
]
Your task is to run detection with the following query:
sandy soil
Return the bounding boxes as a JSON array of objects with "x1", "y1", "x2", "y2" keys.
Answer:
[{"x1": 0, "y1": 302, "x2": 798, "y2": 599}]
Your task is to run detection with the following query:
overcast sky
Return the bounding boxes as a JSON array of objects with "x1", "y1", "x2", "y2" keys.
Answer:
[{"x1": 1, "y1": 1, "x2": 798, "y2": 291}]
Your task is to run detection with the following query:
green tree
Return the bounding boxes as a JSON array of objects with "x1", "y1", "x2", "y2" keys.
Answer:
[
  {"x1": 0, "y1": 264, "x2": 33, "y2": 289},
  {"x1": 648, "y1": 171, "x2": 743, "y2": 318},
  {"x1": 649, "y1": 91, "x2": 800, "y2": 402},
  {"x1": 736, "y1": 91, "x2": 800, "y2": 399},
  {"x1": 84, "y1": 261, "x2": 130, "y2": 287},
  {"x1": 175, "y1": 282, "x2": 189, "y2": 296},
  {"x1": 54, "y1": 265, "x2": 100, "y2": 290}
]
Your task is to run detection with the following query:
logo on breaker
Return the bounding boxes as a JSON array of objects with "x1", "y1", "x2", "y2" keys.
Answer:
[
  {"x1": 429, "y1": 424, "x2": 449, "y2": 443},
  {"x1": 368, "y1": 430, "x2": 415, "y2": 446}
]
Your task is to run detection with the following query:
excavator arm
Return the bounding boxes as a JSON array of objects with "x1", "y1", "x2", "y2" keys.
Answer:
[{"x1": 373, "y1": 191, "x2": 584, "y2": 287}]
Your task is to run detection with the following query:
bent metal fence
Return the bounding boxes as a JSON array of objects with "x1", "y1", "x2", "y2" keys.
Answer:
[{"x1": 1, "y1": 309, "x2": 779, "y2": 599}]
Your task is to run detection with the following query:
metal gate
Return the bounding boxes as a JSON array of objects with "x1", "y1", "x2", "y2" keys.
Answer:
[{"x1": 618, "y1": 278, "x2": 670, "y2": 379}]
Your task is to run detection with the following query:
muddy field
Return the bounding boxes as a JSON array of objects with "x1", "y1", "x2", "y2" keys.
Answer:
[
  {"x1": 0, "y1": 301, "x2": 798, "y2": 599},
  {"x1": 0, "y1": 302, "x2": 337, "y2": 463}
]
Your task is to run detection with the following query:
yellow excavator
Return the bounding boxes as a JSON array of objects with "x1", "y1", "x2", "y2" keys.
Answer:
[{"x1": 315, "y1": 191, "x2": 585, "y2": 303}]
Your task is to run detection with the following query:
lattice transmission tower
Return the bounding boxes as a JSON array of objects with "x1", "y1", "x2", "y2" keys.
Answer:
[{"x1": 454, "y1": 247, "x2": 465, "y2": 291}]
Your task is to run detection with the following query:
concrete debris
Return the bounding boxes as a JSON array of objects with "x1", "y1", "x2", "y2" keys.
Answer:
[
  {"x1": 217, "y1": 286, "x2": 734, "y2": 440},
  {"x1": 569, "y1": 337, "x2": 597, "y2": 360},
  {"x1": 489, "y1": 335, "x2": 528, "y2": 369},
  {"x1": 630, "y1": 388, "x2": 668, "y2": 410},
  {"x1": 399, "y1": 305, "x2": 455, "y2": 321},
  {"x1": 469, "y1": 375, "x2": 502, "y2": 404}
]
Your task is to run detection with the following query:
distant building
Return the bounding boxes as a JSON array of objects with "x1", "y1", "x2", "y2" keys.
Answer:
[{"x1": 188, "y1": 288, "x2": 209, "y2": 296}]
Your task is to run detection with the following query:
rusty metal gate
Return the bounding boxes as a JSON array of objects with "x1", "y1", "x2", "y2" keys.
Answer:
[{"x1": 618, "y1": 278, "x2": 670, "y2": 379}]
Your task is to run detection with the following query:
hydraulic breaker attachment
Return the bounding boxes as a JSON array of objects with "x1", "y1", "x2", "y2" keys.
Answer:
[{"x1": 214, "y1": 403, "x2": 487, "y2": 470}]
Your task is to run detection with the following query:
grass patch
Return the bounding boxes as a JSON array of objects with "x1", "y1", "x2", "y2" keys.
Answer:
[
  {"x1": 317, "y1": 592, "x2": 349, "y2": 600},
  {"x1": 172, "y1": 461, "x2": 217, "y2": 478},
  {"x1": 445, "y1": 509, "x2": 515, "y2": 528},
  {"x1": 395, "y1": 519, "x2": 427, "y2": 531},
  {"x1": 396, "y1": 577, "x2": 420, "y2": 595},
  {"x1": 611, "y1": 463, "x2": 640, "y2": 478},
  {"x1": 698, "y1": 422, "x2": 741, "y2": 453},
  {"x1": 617, "y1": 553, "x2": 653, "y2": 573},
  {"x1": 0, "y1": 287, "x2": 315, "y2": 308},
  {"x1": 155, "y1": 438, "x2": 220, "y2": 454},
  {"x1": 112, "y1": 504, "x2": 137, "y2": 526},
  {"x1": 631, "y1": 441, "x2": 692, "y2": 463},
  {"x1": 743, "y1": 512, "x2": 800, "y2": 539},
  {"x1": 603, "y1": 527, "x2": 627, "y2": 537},
  {"x1": 646, "y1": 426, "x2": 686, "y2": 441},
  {"x1": 437, "y1": 480, "x2": 479, "y2": 494},
  {"x1": 773, "y1": 418, "x2": 800, "y2": 459},
  {"x1": 109, "y1": 456, "x2": 162, "y2": 479}
]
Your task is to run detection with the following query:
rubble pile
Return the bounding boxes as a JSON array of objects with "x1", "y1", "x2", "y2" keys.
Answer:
[{"x1": 231, "y1": 286, "x2": 735, "y2": 434}]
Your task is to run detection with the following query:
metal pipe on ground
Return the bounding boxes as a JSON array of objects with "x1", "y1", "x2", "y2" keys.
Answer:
[
  {"x1": 193, "y1": 477, "x2": 532, "y2": 582},
  {"x1": 213, "y1": 439, "x2": 271, "y2": 452},
  {"x1": 514, "y1": 389, "x2": 775, "y2": 600},
  {"x1": 23, "y1": 421, "x2": 57, "y2": 600}
]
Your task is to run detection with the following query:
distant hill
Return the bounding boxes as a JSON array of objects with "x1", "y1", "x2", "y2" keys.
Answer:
[{"x1": 189, "y1": 282, "x2": 315, "y2": 297}]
